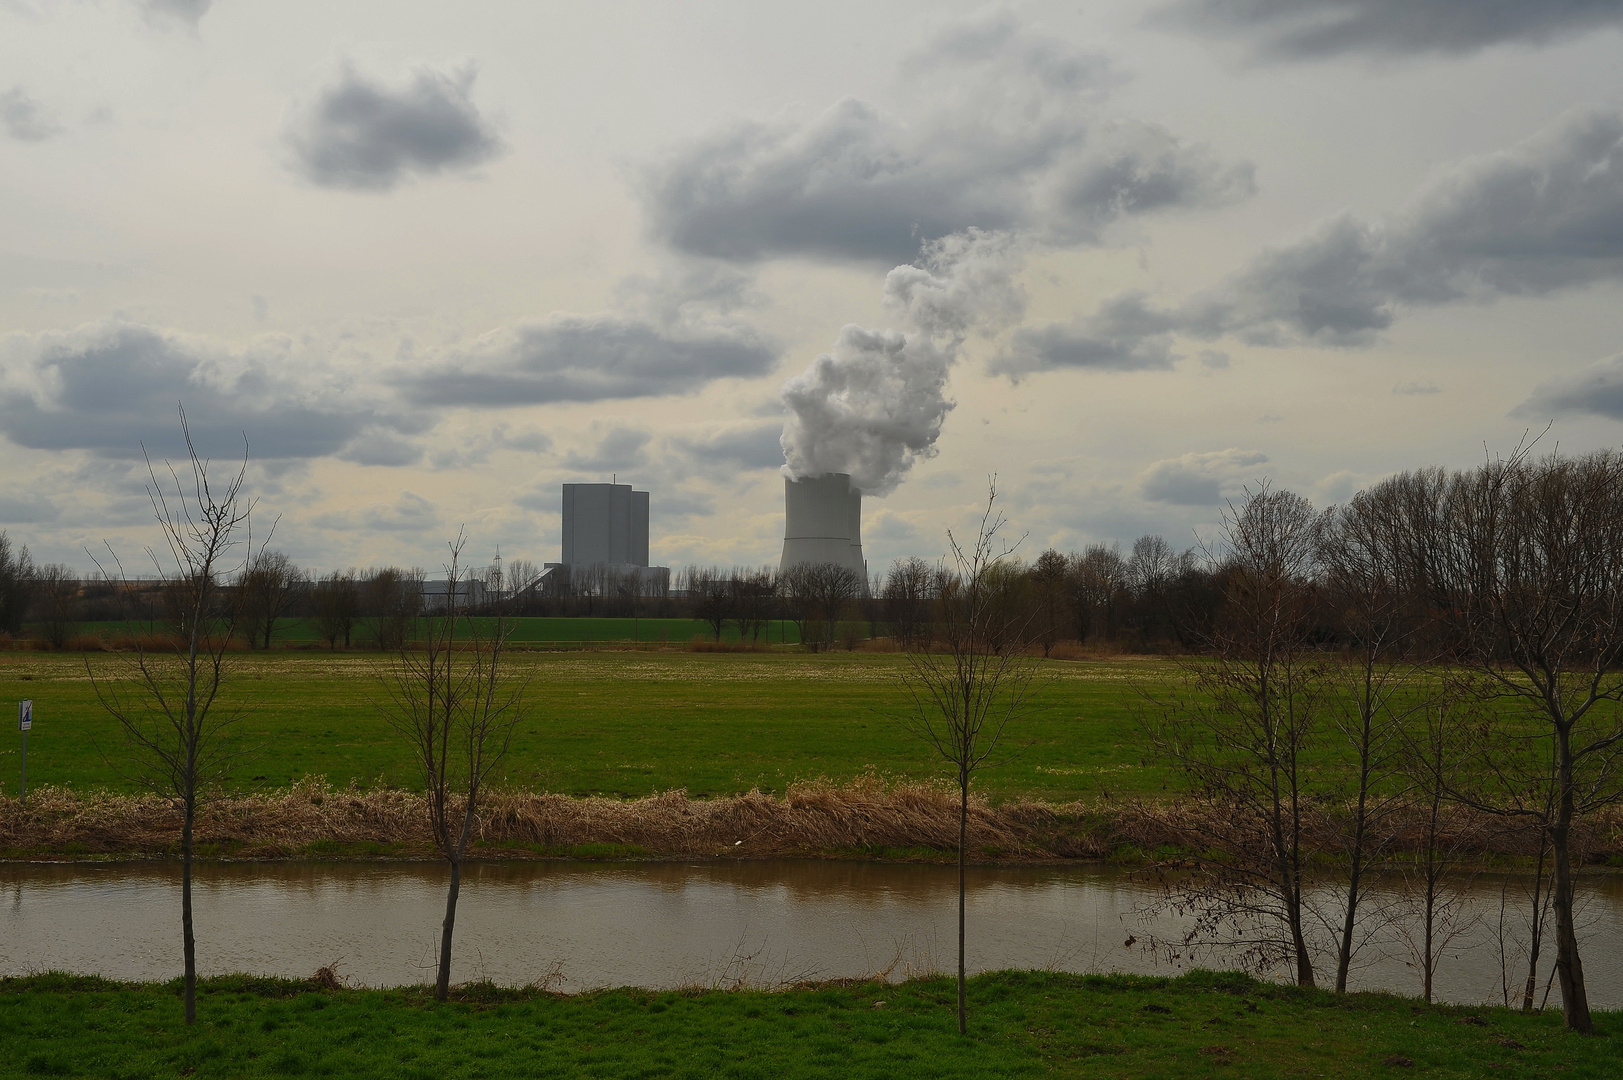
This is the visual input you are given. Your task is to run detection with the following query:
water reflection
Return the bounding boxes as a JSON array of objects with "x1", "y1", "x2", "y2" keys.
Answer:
[{"x1": 1, "y1": 860, "x2": 1618, "y2": 1008}]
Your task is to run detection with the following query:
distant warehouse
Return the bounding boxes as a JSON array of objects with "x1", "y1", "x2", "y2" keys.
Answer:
[{"x1": 545, "y1": 482, "x2": 669, "y2": 596}]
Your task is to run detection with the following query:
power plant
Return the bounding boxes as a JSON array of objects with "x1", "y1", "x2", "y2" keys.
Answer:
[{"x1": 779, "y1": 472, "x2": 866, "y2": 581}]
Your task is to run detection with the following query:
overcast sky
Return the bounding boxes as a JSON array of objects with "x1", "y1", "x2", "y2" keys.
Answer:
[{"x1": 3, "y1": 0, "x2": 1623, "y2": 576}]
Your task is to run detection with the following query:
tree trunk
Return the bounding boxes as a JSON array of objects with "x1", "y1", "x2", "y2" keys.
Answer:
[
  {"x1": 1550, "y1": 788, "x2": 1591, "y2": 1031},
  {"x1": 957, "y1": 772, "x2": 967, "y2": 1036},
  {"x1": 1522, "y1": 834, "x2": 1549, "y2": 1011},
  {"x1": 436, "y1": 856, "x2": 462, "y2": 1002},
  {"x1": 182, "y1": 798, "x2": 197, "y2": 1025}
]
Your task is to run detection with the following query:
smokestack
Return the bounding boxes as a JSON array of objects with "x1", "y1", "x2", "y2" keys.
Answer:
[{"x1": 780, "y1": 473, "x2": 865, "y2": 581}]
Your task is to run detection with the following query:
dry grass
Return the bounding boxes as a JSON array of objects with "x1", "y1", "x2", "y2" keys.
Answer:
[{"x1": 4, "y1": 777, "x2": 1618, "y2": 864}]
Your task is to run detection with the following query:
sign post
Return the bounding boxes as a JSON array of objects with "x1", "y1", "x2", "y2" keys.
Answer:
[{"x1": 18, "y1": 699, "x2": 31, "y2": 802}]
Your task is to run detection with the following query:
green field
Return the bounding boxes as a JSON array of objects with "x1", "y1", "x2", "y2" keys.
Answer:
[
  {"x1": 3, "y1": 970, "x2": 1614, "y2": 1079},
  {"x1": 66, "y1": 617, "x2": 805, "y2": 646},
  {"x1": 0, "y1": 650, "x2": 1168, "y2": 801}
]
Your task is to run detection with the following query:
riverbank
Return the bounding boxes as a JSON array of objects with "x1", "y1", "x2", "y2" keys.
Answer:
[
  {"x1": 5, "y1": 779, "x2": 1622, "y2": 865},
  {"x1": 2, "y1": 969, "x2": 1615, "y2": 1079}
]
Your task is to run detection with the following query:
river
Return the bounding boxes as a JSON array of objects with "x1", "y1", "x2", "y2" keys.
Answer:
[{"x1": 3, "y1": 860, "x2": 1619, "y2": 1007}]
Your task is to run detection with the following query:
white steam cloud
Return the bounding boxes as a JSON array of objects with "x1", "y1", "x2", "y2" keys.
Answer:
[{"x1": 779, "y1": 230, "x2": 1025, "y2": 495}]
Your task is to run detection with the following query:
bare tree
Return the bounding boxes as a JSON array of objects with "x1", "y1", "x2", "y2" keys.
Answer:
[
  {"x1": 363, "y1": 567, "x2": 423, "y2": 651},
  {"x1": 1394, "y1": 450, "x2": 1623, "y2": 1032},
  {"x1": 805, "y1": 562, "x2": 861, "y2": 650},
  {"x1": 883, "y1": 556, "x2": 935, "y2": 648},
  {"x1": 239, "y1": 550, "x2": 303, "y2": 650},
  {"x1": 32, "y1": 564, "x2": 79, "y2": 649},
  {"x1": 382, "y1": 534, "x2": 523, "y2": 1001},
  {"x1": 1316, "y1": 487, "x2": 1429, "y2": 992},
  {"x1": 1147, "y1": 486, "x2": 1327, "y2": 988},
  {"x1": 1028, "y1": 549, "x2": 1071, "y2": 657},
  {"x1": 88, "y1": 411, "x2": 255, "y2": 1025},
  {"x1": 900, "y1": 481, "x2": 1036, "y2": 1035},
  {"x1": 730, "y1": 568, "x2": 776, "y2": 645},
  {"x1": 1068, "y1": 544, "x2": 1123, "y2": 645},
  {"x1": 682, "y1": 566, "x2": 731, "y2": 641},
  {"x1": 313, "y1": 570, "x2": 360, "y2": 649},
  {"x1": 0, "y1": 531, "x2": 35, "y2": 634},
  {"x1": 1397, "y1": 686, "x2": 1482, "y2": 1003}
]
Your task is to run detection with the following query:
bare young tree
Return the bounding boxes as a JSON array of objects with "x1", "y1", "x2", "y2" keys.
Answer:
[
  {"x1": 1397, "y1": 686, "x2": 1482, "y2": 1004},
  {"x1": 900, "y1": 481, "x2": 1036, "y2": 1035},
  {"x1": 1397, "y1": 450, "x2": 1623, "y2": 1032},
  {"x1": 382, "y1": 534, "x2": 524, "y2": 1001},
  {"x1": 239, "y1": 549, "x2": 303, "y2": 650},
  {"x1": 313, "y1": 570, "x2": 360, "y2": 649},
  {"x1": 88, "y1": 411, "x2": 255, "y2": 1025},
  {"x1": 1147, "y1": 486, "x2": 1327, "y2": 988},
  {"x1": 32, "y1": 564, "x2": 79, "y2": 649}
]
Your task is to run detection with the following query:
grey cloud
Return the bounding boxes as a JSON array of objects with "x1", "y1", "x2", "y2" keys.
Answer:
[
  {"x1": 0, "y1": 321, "x2": 403, "y2": 461},
  {"x1": 669, "y1": 422, "x2": 785, "y2": 470},
  {"x1": 1005, "y1": 107, "x2": 1623, "y2": 373},
  {"x1": 1140, "y1": 448, "x2": 1269, "y2": 505},
  {"x1": 993, "y1": 292, "x2": 1179, "y2": 375},
  {"x1": 285, "y1": 64, "x2": 503, "y2": 192},
  {"x1": 312, "y1": 491, "x2": 438, "y2": 533},
  {"x1": 1393, "y1": 380, "x2": 1441, "y2": 395},
  {"x1": 640, "y1": 14, "x2": 1252, "y2": 264},
  {"x1": 1153, "y1": 0, "x2": 1623, "y2": 59},
  {"x1": 139, "y1": 0, "x2": 212, "y2": 26},
  {"x1": 562, "y1": 427, "x2": 650, "y2": 473},
  {"x1": 0, "y1": 492, "x2": 58, "y2": 524},
  {"x1": 400, "y1": 315, "x2": 778, "y2": 407},
  {"x1": 1516, "y1": 353, "x2": 1623, "y2": 419},
  {"x1": 2, "y1": 87, "x2": 61, "y2": 142},
  {"x1": 337, "y1": 431, "x2": 423, "y2": 467}
]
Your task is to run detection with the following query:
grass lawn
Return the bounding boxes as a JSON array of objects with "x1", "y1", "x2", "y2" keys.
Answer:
[
  {"x1": 0, "y1": 650, "x2": 1174, "y2": 801},
  {"x1": 2, "y1": 969, "x2": 1615, "y2": 1079}
]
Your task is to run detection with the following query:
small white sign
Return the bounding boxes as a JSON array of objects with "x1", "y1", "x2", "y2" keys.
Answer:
[{"x1": 18, "y1": 700, "x2": 31, "y2": 731}]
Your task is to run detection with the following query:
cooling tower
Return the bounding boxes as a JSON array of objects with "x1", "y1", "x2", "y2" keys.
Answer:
[{"x1": 780, "y1": 472, "x2": 866, "y2": 581}]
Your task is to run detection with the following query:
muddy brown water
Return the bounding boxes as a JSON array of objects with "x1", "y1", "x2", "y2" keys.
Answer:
[{"x1": 2, "y1": 860, "x2": 1619, "y2": 1008}]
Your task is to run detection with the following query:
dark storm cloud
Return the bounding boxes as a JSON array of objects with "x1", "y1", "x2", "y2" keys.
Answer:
[
  {"x1": 0, "y1": 322, "x2": 398, "y2": 461},
  {"x1": 399, "y1": 315, "x2": 778, "y2": 407},
  {"x1": 639, "y1": 13, "x2": 1252, "y2": 265},
  {"x1": 1004, "y1": 107, "x2": 1623, "y2": 373},
  {"x1": 285, "y1": 64, "x2": 503, "y2": 192},
  {"x1": 1152, "y1": 0, "x2": 1623, "y2": 59},
  {"x1": 1, "y1": 87, "x2": 60, "y2": 142},
  {"x1": 1516, "y1": 354, "x2": 1623, "y2": 420}
]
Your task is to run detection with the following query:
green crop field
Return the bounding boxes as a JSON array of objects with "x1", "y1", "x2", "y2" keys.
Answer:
[
  {"x1": 0, "y1": 650, "x2": 1172, "y2": 801},
  {"x1": 3, "y1": 970, "x2": 1615, "y2": 1079}
]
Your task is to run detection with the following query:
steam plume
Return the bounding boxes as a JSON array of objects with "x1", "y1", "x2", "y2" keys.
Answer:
[{"x1": 779, "y1": 230, "x2": 1024, "y2": 495}]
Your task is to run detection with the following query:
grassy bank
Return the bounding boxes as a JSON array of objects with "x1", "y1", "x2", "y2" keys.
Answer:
[
  {"x1": 0, "y1": 651, "x2": 1167, "y2": 801},
  {"x1": 2, "y1": 969, "x2": 1615, "y2": 1079}
]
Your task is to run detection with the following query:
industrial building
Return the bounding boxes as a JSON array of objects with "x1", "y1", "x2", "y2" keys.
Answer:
[
  {"x1": 545, "y1": 482, "x2": 668, "y2": 594},
  {"x1": 779, "y1": 472, "x2": 866, "y2": 582}
]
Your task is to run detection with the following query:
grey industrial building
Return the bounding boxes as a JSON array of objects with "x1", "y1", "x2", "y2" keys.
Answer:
[
  {"x1": 779, "y1": 472, "x2": 866, "y2": 582},
  {"x1": 546, "y1": 482, "x2": 668, "y2": 594}
]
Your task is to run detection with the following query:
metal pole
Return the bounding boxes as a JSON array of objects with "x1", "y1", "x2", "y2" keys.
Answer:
[{"x1": 19, "y1": 728, "x2": 25, "y2": 802}]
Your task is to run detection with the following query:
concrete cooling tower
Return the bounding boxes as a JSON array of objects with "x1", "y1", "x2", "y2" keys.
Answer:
[{"x1": 780, "y1": 472, "x2": 865, "y2": 581}]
